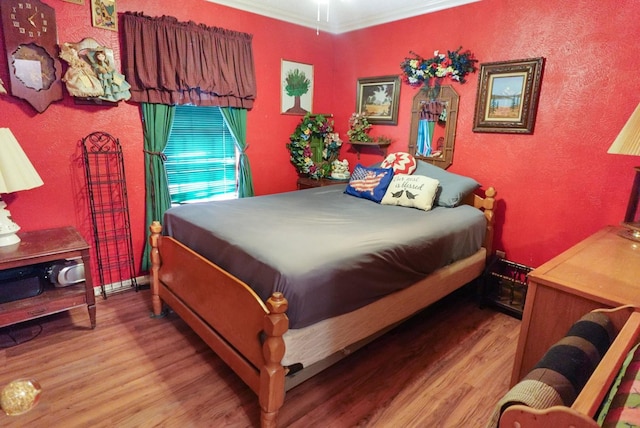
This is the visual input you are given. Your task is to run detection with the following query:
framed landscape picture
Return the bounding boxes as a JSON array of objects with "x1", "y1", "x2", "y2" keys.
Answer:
[
  {"x1": 355, "y1": 75, "x2": 400, "y2": 125},
  {"x1": 473, "y1": 58, "x2": 544, "y2": 134},
  {"x1": 281, "y1": 59, "x2": 313, "y2": 115}
]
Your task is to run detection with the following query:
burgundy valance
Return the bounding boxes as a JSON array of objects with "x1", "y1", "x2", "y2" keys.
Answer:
[{"x1": 121, "y1": 12, "x2": 256, "y2": 108}]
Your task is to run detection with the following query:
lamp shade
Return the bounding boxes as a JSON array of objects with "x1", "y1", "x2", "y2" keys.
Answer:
[
  {"x1": 607, "y1": 103, "x2": 640, "y2": 156},
  {"x1": 0, "y1": 128, "x2": 44, "y2": 194}
]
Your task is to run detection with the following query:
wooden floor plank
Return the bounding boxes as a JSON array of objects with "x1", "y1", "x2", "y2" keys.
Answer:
[{"x1": 0, "y1": 286, "x2": 519, "y2": 427}]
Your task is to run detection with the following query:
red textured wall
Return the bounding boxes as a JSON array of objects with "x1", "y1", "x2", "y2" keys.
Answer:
[
  {"x1": 330, "y1": 0, "x2": 640, "y2": 266},
  {"x1": 0, "y1": 0, "x2": 335, "y2": 283},
  {"x1": 1, "y1": 0, "x2": 638, "y2": 283}
]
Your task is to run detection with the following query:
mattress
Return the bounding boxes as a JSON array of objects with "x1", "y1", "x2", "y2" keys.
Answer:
[
  {"x1": 282, "y1": 247, "x2": 486, "y2": 371},
  {"x1": 163, "y1": 185, "x2": 486, "y2": 329}
]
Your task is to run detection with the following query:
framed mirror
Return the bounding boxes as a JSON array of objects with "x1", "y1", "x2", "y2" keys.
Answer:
[{"x1": 408, "y1": 85, "x2": 459, "y2": 169}]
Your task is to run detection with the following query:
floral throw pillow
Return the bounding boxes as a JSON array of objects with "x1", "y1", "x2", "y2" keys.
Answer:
[
  {"x1": 380, "y1": 152, "x2": 417, "y2": 175},
  {"x1": 344, "y1": 164, "x2": 394, "y2": 203},
  {"x1": 380, "y1": 174, "x2": 440, "y2": 211}
]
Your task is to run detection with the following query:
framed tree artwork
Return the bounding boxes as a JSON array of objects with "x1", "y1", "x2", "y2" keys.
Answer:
[
  {"x1": 473, "y1": 57, "x2": 544, "y2": 134},
  {"x1": 281, "y1": 59, "x2": 313, "y2": 115},
  {"x1": 355, "y1": 75, "x2": 401, "y2": 125}
]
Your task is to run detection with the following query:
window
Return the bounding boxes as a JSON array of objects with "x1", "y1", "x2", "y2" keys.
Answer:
[{"x1": 164, "y1": 105, "x2": 238, "y2": 204}]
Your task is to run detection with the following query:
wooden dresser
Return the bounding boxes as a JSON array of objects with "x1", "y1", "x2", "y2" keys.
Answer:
[{"x1": 510, "y1": 225, "x2": 640, "y2": 385}]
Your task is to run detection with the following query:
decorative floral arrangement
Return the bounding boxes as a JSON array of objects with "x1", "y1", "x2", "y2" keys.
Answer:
[
  {"x1": 347, "y1": 112, "x2": 373, "y2": 143},
  {"x1": 400, "y1": 47, "x2": 477, "y2": 89},
  {"x1": 347, "y1": 112, "x2": 392, "y2": 146},
  {"x1": 287, "y1": 113, "x2": 343, "y2": 179}
]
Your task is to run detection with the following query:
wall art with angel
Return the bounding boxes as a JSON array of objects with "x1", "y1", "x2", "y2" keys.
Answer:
[{"x1": 58, "y1": 37, "x2": 130, "y2": 103}]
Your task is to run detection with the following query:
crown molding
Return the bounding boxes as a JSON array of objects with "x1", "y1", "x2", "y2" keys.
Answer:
[{"x1": 204, "y1": 0, "x2": 480, "y2": 34}]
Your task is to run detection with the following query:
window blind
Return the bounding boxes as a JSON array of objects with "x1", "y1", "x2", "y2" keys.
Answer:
[{"x1": 164, "y1": 105, "x2": 237, "y2": 204}]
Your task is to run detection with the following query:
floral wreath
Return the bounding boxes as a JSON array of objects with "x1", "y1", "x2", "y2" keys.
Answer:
[
  {"x1": 286, "y1": 113, "x2": 343, "y2": 179},
  {"x1": 400, "y1": 47, "x2": 477, "y2": 88}
]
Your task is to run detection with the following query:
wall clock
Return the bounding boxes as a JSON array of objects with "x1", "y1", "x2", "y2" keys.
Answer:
[{"x1": 0, "y1": 0, "x2": 63, "y2": 113}]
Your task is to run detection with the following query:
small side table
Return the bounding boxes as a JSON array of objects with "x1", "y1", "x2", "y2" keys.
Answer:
[
  {"x1": 0, "y1": 226, "x2": 96, "y2": 329},
  {"x1": 297, "y1": 177, "x2": 349, "y2": 190},
  {"x1": 481, "y1": 258, "x2": 532, "y2": 319}
]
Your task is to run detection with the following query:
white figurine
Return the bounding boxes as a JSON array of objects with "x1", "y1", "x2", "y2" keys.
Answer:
[
  {"x1": 59, "y1": 43, "x2": 104, "y2": 98},
  {"x1": 331, "y1": 159, "x2": 350, "y2": 180}
]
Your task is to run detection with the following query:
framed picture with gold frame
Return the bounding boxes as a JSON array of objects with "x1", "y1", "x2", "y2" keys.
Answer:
[
  {"x1": 91, "y1": 0, "x2": 117, "y2": 32},
  {"x1": 473, "y1": 58, "x2": 544, "y2": 134},
  {"x1": 355, "y1": 75, "x2": 400, "y2": 125}
]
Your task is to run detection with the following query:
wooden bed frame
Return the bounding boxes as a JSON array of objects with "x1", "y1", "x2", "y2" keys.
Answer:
[
  {"x1": 149, "y1": 187, "x2": 496, "y2": 427},
  {"x1": 499, "y1": 305, "x2": 640, "y2": 428}
]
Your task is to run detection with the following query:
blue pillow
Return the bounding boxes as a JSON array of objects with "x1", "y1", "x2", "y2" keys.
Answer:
[
  {"x1": 344, "y1": 164, "x2": 394, "y2": 203},
  {"x1": 413, "y1": 161, "x2": 480, "y2": 207}
]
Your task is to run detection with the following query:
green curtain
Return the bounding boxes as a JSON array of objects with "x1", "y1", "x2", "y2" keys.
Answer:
[
  {"x1": 221, "y1": 107, "x2": 254, "y2": 198},
  {"x1": 141, "y1": 102, "x2": 175, "y2": 271}
]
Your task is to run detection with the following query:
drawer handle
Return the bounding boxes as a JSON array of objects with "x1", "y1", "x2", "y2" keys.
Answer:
[{"x1": 27, "y1": 307, "x2": 47, "y2": 316}]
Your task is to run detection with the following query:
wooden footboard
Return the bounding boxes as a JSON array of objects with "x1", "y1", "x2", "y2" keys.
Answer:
[
  {"x1": 149, "y1": 221, "x2": 288, "y2": 428},
  {"x1": 149, "y1": 186, "x2": 496, "y2": 428}
]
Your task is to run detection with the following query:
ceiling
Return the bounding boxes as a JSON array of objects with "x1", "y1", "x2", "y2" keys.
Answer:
[{"x1": 204, "y1": 0, "x2": 481, "y2": 34}]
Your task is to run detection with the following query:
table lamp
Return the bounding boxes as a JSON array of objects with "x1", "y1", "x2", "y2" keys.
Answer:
[
  {"x1": 607, "y1": 102, "x2": 640, "y2": 241},
  {"x1": 0, "y1": 128, "x2": 44, "y2": 247}
]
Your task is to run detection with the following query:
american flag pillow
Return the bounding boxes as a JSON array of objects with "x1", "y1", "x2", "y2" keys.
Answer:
[{"x1": 344, "y1": 164, "x2": 394, "y2": 203}]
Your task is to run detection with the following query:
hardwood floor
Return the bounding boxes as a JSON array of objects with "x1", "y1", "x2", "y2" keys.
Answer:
[{"x1": 0, "y1": 285, "x2": 520, "y2": 427}]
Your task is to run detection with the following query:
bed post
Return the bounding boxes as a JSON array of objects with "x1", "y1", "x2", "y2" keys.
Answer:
[
  {"x1": 149, "y1": 221, "x2": 164, "y2": 317},
  {"x1": 482, "y1": 187, "x2": 496, "y2": 259},
  {"x1": 259, "y1": 292, "x2": 289, "y2": 428}
]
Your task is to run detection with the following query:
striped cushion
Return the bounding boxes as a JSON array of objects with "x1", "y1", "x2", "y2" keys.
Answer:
[
  {"x1": 527, "y1": 312, "x2": 615, "y2": 405},
  {"x1": 486, "y1": 311, "x2": 615, "y2": 428}
]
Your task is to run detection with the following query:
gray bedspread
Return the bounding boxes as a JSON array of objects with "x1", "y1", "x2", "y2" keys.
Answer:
[{"x1": 163, "y1": 185, "x2": 486, "y2": 329}]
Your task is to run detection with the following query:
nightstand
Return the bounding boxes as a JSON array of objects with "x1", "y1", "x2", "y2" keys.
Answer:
[
  {"x1": 297, "y1": 177, "x2": 348, "y2": 190},
  {"x1": 0, "y1": 226, "x2": 96, "y2": 329}
]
